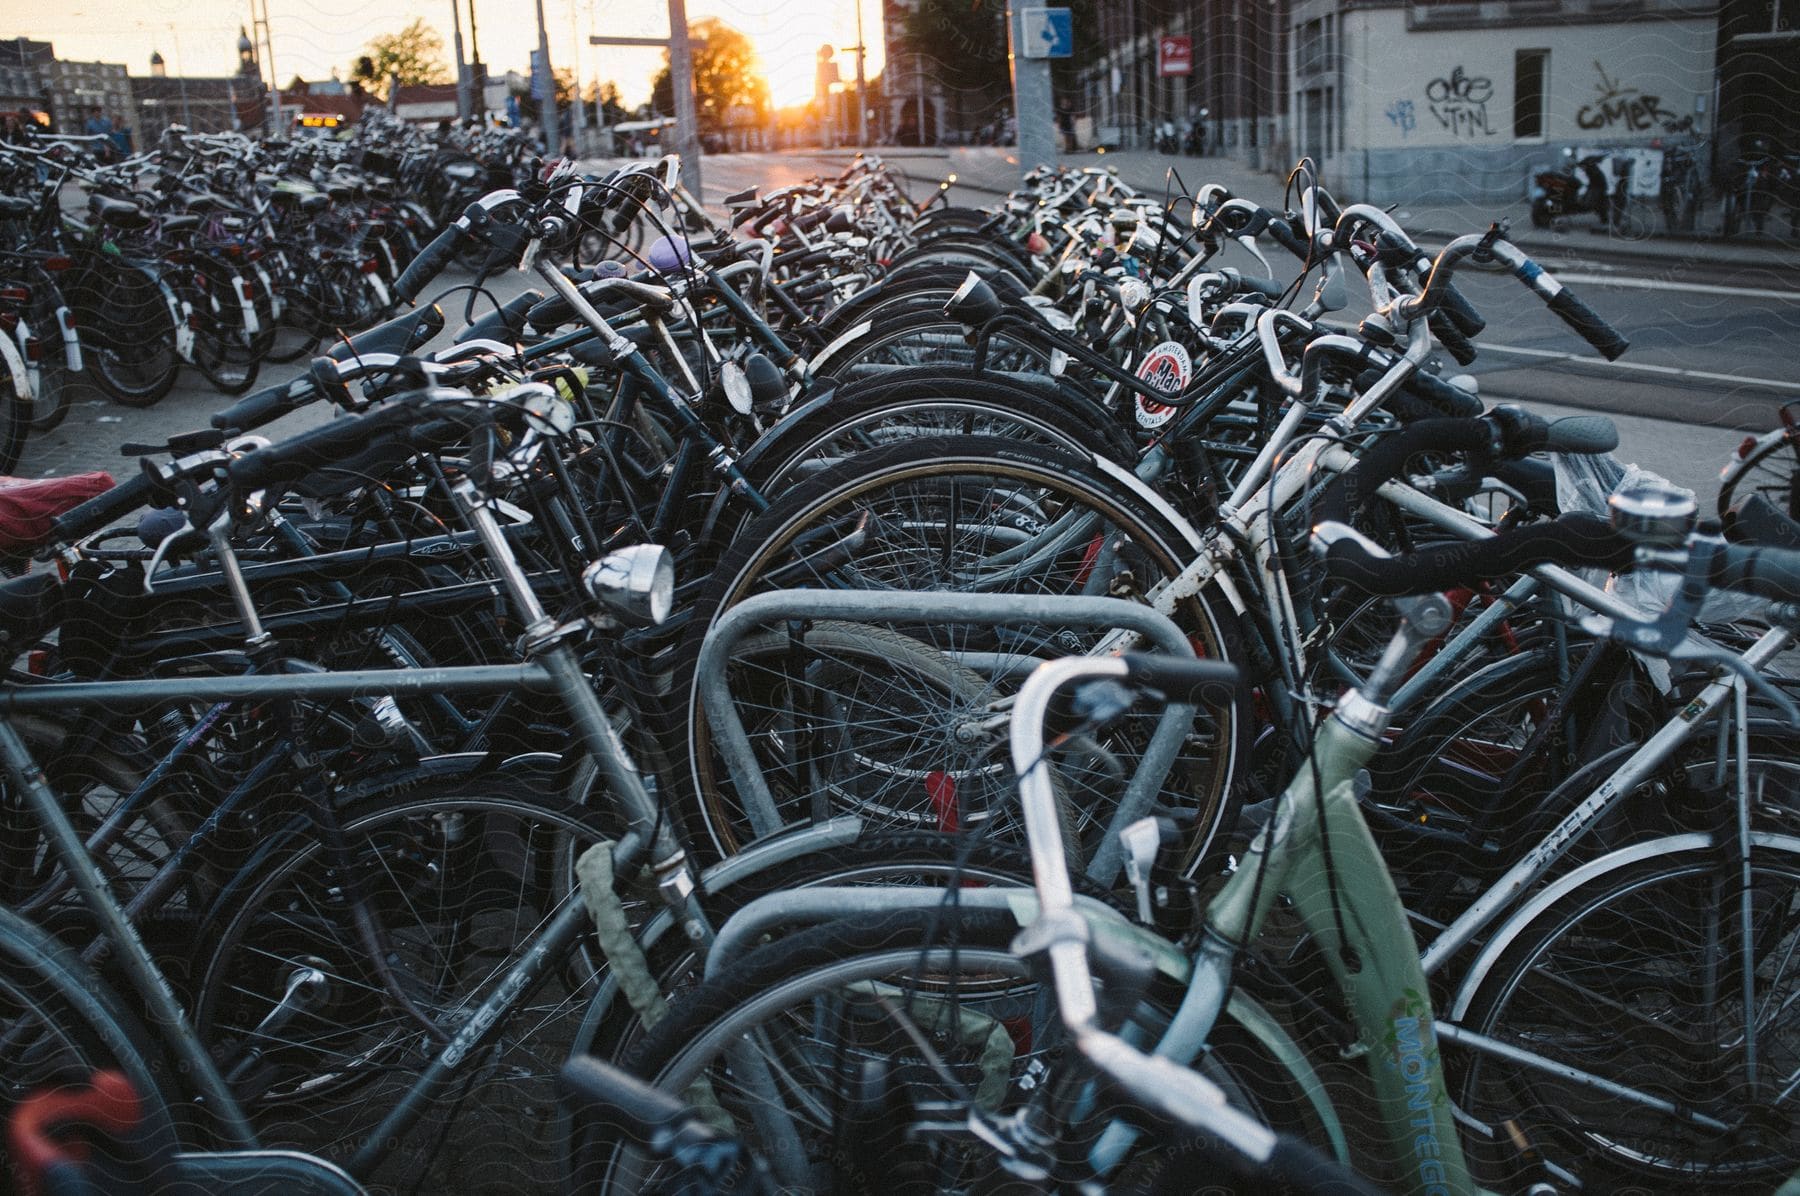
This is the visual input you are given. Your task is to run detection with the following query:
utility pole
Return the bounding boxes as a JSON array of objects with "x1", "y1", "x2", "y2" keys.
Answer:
[
  {"x1": 590, "y1": 0, "x2": 702, "y2": 195},
  {"x1": 169, "y1": 25, "x2": 194, "y2": 128},
  {"x1": 846, "y1": 0, "x2": 866, "y2": 146},
  {"x1": 468, "y1": 0, "x2": 485, "y2": 118},
  {"x1": 666, "y1": 0, "x2": 700, "y2": 193},
  {"x1": 451, "y1": 0, "x2": 470, "y2": 120},
  {"x1": 532, "y1": 0, "x2": 556, "y2": 158},
  {"x1": 251, "y1": 0, "x2": 277, "y2": 133},
  {"x1": 1005, "y1": 2, "x2": 1057, "y2": 171}
]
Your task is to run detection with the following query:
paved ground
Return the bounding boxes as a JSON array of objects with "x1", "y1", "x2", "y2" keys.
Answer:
[{"x1": 15, "y1": 145, "x2": 1795, "y2": 511}]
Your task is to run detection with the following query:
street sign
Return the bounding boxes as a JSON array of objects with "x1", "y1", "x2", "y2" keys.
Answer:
[
  {"x1": 1157, "y1": 35, "x2": 1193, "y2": 77},
  {"x1": 1019, "y1": 7, "x2": 1073, "y2": 59},
  {"x1": 530, "y1": 49, "x2": 552, "y2": 101}
]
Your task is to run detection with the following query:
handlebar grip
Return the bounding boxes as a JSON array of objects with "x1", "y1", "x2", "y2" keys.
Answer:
[
  {"x1": 1546, "y1": 289, "x2": 1630, "y2": 361},
  {"x1": 210, "y1": 376, "x2": 316, "y2": 431},
  {"x1": 1324, "y1": 512, "x2": 1634, "y2": 596},
  {"x1": 1404, "y1": 371, "x2": 1483, "y2": 418},
  {"x1": 790, "y1": 207, "x2": 831, "y2": 234},
  {"x1": 1259, "y1": 1134, "x2": 1389, "y2": 1196},
  {"x1": 393, "y1": 225, "x2": 461, "y2": 305},
  {"x1": 46, "y1": 472, "x2": 153, "y2": 542},
  {"x1": 1714, "y1": 543, "x2": 1800, "y2": 604},
  {"x1": 1542, "y1": 414, "x2": 1619, "y2": 454},
  {"x1": 1118, "y1": 652, "x2": 1241, "y2": 705},
  {"x1": 1436, "y1": 281, "x2": 1487, "y2": 337},
  {"x1": 1228, "y1": 272, "x2": 1287, "y2": 301},
  {"x1": 560, "y1": 1056, "x2": 715, "y2": 1146},
  {"x1": 1264, "y1": 215, "x2": 1310, "y2": 261},
  {"x1": 226, "y1": 405, "x2": 414, "y2": 491},
  {"x1": 1428, "y1": 311, "x2": 1479, "y2": 366}
]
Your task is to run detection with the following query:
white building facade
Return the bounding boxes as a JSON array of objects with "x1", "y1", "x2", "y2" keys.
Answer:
[{"x1": 1292, "y1": 0, "x2": 1717, "y2": 202}]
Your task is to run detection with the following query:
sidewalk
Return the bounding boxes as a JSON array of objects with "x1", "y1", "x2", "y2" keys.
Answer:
[{"x1": 804, "y1": 144, "x2": 1800, "y2": 271}]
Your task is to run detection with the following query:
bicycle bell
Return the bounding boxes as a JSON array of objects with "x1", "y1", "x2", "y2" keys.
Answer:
[{"x1": 1608, "y1": 479, "x2": 1697, "y2": 545}]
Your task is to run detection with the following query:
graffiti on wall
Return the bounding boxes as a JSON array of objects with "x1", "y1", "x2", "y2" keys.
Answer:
[
  {"x1": 1385, "y1": 99, "x2": 1417, "y2": 138},
  {"x1": 1425, "y1": 66, "x2": 1497, "y2": 137},
  {"x1": 1576, "y1": 62, "x2": 1694, "y2": 134}
]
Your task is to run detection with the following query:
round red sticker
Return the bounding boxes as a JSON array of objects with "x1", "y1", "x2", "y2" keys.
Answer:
[{"x1": 1133, "y1": 340, "x2": 1190, "y2": 428}]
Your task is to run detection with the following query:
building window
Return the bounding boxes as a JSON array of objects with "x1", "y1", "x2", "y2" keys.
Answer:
[{"x1": 1514, "y1": 49, "x2": 1548, "y2": 139}]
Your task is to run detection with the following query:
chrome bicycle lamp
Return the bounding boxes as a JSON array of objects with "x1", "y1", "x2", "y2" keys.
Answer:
[
  {"x1": 582, "y1": 544, "x2": 674, "y2": 627},
  {"x1": 1609, "y1": 479, "x2": 1697, "y2": 546}
]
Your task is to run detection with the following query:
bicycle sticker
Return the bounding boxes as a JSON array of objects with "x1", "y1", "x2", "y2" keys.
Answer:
[{"x1": 1133, "y1": 340, "x2": 1190, "y2": 428}]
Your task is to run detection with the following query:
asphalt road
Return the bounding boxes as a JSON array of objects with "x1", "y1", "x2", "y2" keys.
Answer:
[{"x1": 14, "y1": 147, "x2": 1792, "y2": 510}]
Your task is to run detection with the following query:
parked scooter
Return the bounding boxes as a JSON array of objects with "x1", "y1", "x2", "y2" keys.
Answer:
[
  {"x1": 1154, "y1": 119, "x2": 1180, "y2": 156},
  {"x1": 1531, "y1": 149, "x2": 1623, "y2": 228}
]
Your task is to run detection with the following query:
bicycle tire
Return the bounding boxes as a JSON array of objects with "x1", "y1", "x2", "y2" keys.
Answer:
[
  {"x1": 0, "y1": 392, "x2": 25, "y2": 476},
  {"x1": 190, "y1": 763, "x2": 615, "y2": 1191},
  {"x1": 23, "y1": 273, "x2": 74, "y2": 434},
  {"x1": 707, "y1": 370, "x2": 1132, "y2": 547},
  {"x1": 1719, "y1": 423, "x2": 1800, "y2": 529},
  {"x1": 809, "y1": 307, "x2": 1055, "y2": 384},
  {"x1": 190, "y1": 315, "x2": 261, "y2": 397},
  {"x1": 670, "y1": 435, "x2": 1247, "y2": 873},
  {"x1": 68, "y1": 261, "x2": 180, "y2": 408},
  {"x1": 605, "y1": 907, "x2": 1332, "y2": 1194},
  {"x1": 0, "y1": 903, "x2": 183, "y2": 1157},
  {"x1": 1453, "y1": 833, "x2": 1800, "y2": 1188}
]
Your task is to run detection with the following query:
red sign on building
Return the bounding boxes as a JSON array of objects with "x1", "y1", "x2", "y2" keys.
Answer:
[{"x1": 1157, "y1": 35, "x2": 1193, "y2": 77}]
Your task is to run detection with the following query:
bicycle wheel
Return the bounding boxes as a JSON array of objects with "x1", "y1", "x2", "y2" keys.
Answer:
[
  {"x1": 191, "y1": 762, "x2": 612, "y2": 1192},
  {"x1": 1719, "y1": 420, "x2": 1800, "y2": 529},
  {"x1": 23, "y1": 273, "x2": 73, "y2": 434},
  {"x1": 711, "y1": 371, "x2": 1132, "y2": 546},
  {"x1": 602, "y1": 907, "x2": 1322, "y2": 1194},
  {"x1": 190, "y1": 313, "x2": 261, "y2": 397},
  {"x1": 0, "y1": 390, "x2": 24, "y2": 476},
  {"x1": 67, "y1": 261, "x2": 180, "y2": 408},
  {"x1": 674, "y1": 435, "x2": 1246, "y2": 873},
  {"x1": 0, "y1": 903, "x2": 182, "y2": 1155},
  {"x1": 1453, "y1": 834, "x2": 1800, "y2": 1188},
  {"x1": 809, "y1": 308, "x2": 1056, "y2": 386}
]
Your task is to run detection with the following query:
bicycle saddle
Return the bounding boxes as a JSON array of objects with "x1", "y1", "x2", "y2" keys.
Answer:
[
  {"x1": 87, "y1": 195, "x2": 149, "y2": 230},
  {"x1": 0, "y1": 472, "x2": 116, "y2": 555}
]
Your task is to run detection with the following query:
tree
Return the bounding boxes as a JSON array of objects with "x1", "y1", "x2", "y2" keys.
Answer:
[
  {"x1": 352, "y1": 18, "x2": 450, "y2": 100},
  {"x1": 649, "y1": 18, "x2": 769, "y2": 132},
  {"x1": 584, "y1": 80, "x2": 629, "y2": 126}
]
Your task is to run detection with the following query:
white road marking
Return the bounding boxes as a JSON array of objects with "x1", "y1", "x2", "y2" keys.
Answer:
[
  {"x1": 1481, "y1": 342, "x2": 1800, "y2": 393},
  {"x1": 1551, "y1": 272, "x2": 1800, "y2": 302}
]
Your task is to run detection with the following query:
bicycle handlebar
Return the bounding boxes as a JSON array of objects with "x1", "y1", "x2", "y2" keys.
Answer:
[
  {"x1": 393, "y1": 225, "x2": 461, "y2": 304},
  {"x1": 45, "y1": 473, "x2": 154, "y2": 543},
  {"x1": 1318, "y1": 513, "x2": 1635, "y2": 596}
]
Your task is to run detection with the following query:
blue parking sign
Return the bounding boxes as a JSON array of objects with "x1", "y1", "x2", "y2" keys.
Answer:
[{"x1": 1020, "y1": 7, "x2": 1073, "y2": 59}]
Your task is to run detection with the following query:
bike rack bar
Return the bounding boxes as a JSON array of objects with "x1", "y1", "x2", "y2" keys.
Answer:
[
  {"x1": 698, "y1": 591, "x2": 1200, "y2": 887},
  {"x1": 0, "y1": 664, "x2": 557, "y2": 711},
  {"x1": 704, "y1": 885, "x2": 1173, "y2": 979}
]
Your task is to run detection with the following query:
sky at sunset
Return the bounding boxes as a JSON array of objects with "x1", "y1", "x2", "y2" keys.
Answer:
[{"x1": 12, "y1": 0, "x2": 885, "y2": 109}]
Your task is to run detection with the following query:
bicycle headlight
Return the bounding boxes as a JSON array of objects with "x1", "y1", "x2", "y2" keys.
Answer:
[{"x1": 583, "y1": 544, "x2": 674, "y2": 626}]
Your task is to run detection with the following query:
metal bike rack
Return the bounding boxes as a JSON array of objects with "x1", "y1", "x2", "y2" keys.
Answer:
[
  {"x1": 698, "y1": 590, "x2": 1204, "y2": 887},
  {"x1": 702, "y1": 884, "x2": 1178, "y2": 980}
]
